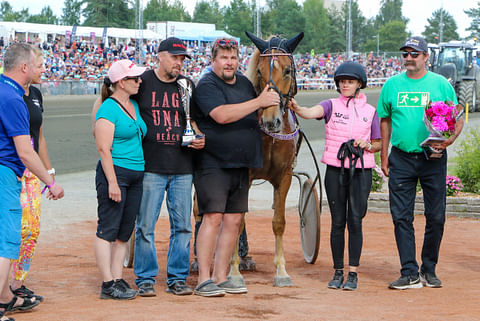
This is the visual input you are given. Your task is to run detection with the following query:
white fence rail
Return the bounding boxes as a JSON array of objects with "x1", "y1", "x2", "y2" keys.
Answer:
[{"x1": 36, "y1": 78, "x2": 389, "y2": 96}]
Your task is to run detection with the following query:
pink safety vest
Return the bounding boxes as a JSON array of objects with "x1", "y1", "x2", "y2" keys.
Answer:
[{"x1": 321, "y1": 93, "x2": 376, "y2": 168}]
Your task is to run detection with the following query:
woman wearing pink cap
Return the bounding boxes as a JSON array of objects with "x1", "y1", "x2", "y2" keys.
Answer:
[{"x1": 93, "y1": 59, "x2": 147, "y2": 300}]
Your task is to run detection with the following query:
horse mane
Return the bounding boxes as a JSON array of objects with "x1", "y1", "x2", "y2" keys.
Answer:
[{"x1": 245, "y1": 48, "x2": 262, "y2": 94}]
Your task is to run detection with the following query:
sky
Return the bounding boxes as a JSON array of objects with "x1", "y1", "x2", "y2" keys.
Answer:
[{"x1": 6, "y1": 0, "x2": 479, "y2": 38}]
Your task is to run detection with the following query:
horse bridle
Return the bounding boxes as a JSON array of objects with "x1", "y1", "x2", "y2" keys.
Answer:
[
  {"x1": 259, "y1": 42, "x2": 298, "y2": 113},
  {"x1": 257, "y1": 42, "x2": 300, "y2": 140}
]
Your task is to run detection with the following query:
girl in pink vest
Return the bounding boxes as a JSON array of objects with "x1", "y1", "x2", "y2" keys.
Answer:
[{"x1": 290, "y1": 61, "x2": 381, "y2": 291}]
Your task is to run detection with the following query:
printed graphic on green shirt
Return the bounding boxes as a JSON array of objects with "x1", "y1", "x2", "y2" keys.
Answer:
[{"x1": 397, "y1": 92, "x2": 430, "y2": 108}]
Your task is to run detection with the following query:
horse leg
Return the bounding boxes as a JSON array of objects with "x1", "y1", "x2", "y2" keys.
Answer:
[
  {"x1": 228, "y1": 214, "x2": 245, "y2": 286},
  {"x1": 272, "y1": 173, "x2": 293, "y2": 287}
]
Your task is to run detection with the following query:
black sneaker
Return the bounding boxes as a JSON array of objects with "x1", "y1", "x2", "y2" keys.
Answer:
[
  {"x1": 166, "y1": 281, "x2": 193, "y2": 295},
  {"x1": 389, "y1": 275, "x2": 423, "y2": 290},
  {"x1": 420, "y1": 272, "x2": 442, "y2": 288},
  {"x1": 327, "y1": 270, "x2": 344, "y2": 289},
  {"x1": 342, "y1": 272, "x2": 358, "y2": 291},
  {"x1": 138, "y1": 282, "x2": 156, "y2": 297},
  {"x1": 115, "y1": 279, "x2": 138, "y2": 297},
  {"x1": 11, "y1": 285, "x2": 44, "y2": 302},
  {"x1": 100, "y1": 281, "x2": 137, "y2": 300}
]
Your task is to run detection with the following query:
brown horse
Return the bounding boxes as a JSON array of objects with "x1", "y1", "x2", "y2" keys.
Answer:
[{"x1": 228, "y1": 31, "x2": 304, "y2": 287}]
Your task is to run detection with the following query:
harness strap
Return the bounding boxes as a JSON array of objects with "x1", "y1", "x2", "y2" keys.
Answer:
[{"x1": 336, "y1": 139, "x2": 365, "y2": 186}]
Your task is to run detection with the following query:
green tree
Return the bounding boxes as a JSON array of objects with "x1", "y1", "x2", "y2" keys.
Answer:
[
  {"x1": 465, "y1": 2, "x2": 480, "y2": 40},
  {"x1": 301, "y1": 0, "x2": 330, "y2": 53},
  {"x1": 61, "y1": 0, "x2": 82, "y2": 25},
  {"x1": 325, "y1": 6, "x2": 345, "y2": 52},
  {"x1": 143, "y1": 0, "x2": 191, "y2": 26},
  {"x1": 262, "y1": 0, "x2": 305, "y2": 39},
  {"x1": 379, "y1": 20, "x2": 408, "y2": 52},
  {"x1": 0, "y1": 1, "x2": 29, "y2": 22},
  {"x1": 82, "y1": 0, "x2": 134, "y2": 28},
  {"x1": 223, "y1": 0, "x2": 253, "y2": 43},
  {"x1": 341, "y1": 0, "x2": 372, "y2": 52},
  {"x1": 192, "y1": 0, "x2": 224, "y2": 29},
  {"x1": 27, "y1": 6, "x2": 58, "y2": 24},
  {"x1": 422, "y1": 9, "x2": 459, "y2": 43},
  {"x1": 375, "y1": 0, "x2": 408, "y2": 28}
]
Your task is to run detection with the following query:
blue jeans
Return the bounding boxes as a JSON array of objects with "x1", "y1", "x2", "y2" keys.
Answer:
[{"x1": 134, "y1": 173, "x2": 193, "y2": 287}]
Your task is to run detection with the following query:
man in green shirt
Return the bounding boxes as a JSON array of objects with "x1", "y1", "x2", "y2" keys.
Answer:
[{"x1": 377, "y1": 36, "x2": 464, "y2": 290}]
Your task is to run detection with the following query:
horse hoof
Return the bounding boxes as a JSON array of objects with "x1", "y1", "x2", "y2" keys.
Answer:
[
  {"x1": 239, "y1": 256, "x2": 256, "y2": 271},
  {"x1": 228, "y1": 275, "x2": 246, "y2": 287},
  {"x1": 273, "y1": 276, "x2": 293, "y2": 287},
  {"x1": 190, "y1": 259, "x2": 198, "y2": 273}
]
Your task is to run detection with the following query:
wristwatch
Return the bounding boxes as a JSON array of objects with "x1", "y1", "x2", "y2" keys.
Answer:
[{"x1": 47, "y1": 168, "x2": 56, "y2": 175}]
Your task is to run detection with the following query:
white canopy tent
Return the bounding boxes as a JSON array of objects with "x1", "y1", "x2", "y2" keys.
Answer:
[{"x1": 0, "y1": 21, "x2": 162, "y2": 45}]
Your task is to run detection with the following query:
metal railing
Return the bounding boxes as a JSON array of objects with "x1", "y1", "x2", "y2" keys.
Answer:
[{"x1": 36, "y1": 78, "x2": 388, "y2": 96}]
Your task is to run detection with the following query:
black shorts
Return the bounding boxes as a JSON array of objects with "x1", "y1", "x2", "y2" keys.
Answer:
[
  {"x1": 194, "y1": 167, "x2": 249, "y2": 215},
  {"x1": 95, "y1": 161, "x2": 144, "y2": 242}
]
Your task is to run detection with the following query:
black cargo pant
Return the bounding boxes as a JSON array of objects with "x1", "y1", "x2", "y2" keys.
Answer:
[{"x1": 388, "y1": 146, "x2": 447, "y2": 277}]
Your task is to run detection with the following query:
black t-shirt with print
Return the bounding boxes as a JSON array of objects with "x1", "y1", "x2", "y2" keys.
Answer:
[
  {"x1": 132, "y1": 69, "x2": 194, "y2": 174},
  {"x1": 192, "y1": 71, "x2": 262, "y2": 169},
  {"x1": 23, "y1": 86, "x2": 43, "y2": 153}
]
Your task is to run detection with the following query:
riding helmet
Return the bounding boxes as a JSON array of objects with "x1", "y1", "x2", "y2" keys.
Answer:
[{"x1": 333, "y1": 61, "x2": 367, "y2": 91}]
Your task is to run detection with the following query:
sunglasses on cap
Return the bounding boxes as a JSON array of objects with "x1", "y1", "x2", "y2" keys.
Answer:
[
  {"x1": 123, "y1": 76, "x2": 141, "y2": 83},
  {"x1": 402, "y1": 51, "x2": 422, "y2": 58},
  {"x1": 215, "y1": 39, "x2": 238, "y2": 48}
]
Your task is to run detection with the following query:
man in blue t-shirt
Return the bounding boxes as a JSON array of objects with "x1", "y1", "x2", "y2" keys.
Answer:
[
  {"x1": 377, "y1": 36, "x2": 464, "y2": 290},
  {"x1": 0, "y1": 43, "x2": 64, "y2": 317}
]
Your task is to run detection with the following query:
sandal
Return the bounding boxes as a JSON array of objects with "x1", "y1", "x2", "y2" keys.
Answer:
[
  {"x1": 0, "y1": 295, "x2": 40, "y2": 313},
  {"x1": 10, "y1": 286, "x2": 44, "y2": 302},
  {"x1": 0, "y1": 309, "x2": 15, "y2": 321}
]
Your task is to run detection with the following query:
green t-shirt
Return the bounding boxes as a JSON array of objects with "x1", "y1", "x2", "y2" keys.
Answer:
[
  {"x1": 377, "y1": 71, "x2": 458, "y2": 153},
  {"x1": 96, "y1": 98, "x2": 147, "y2": 171}
]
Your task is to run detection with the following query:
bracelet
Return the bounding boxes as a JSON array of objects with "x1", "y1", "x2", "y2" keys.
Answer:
[
  {"x1": 41, "y1": 179, "x2": 55, "y2": 195},
  {"x1": 47, "y1": 168, "x2": 56, "y2": 175},
  {"x1": 366, "y1": 142, "x2": 372, "y2": 151}
]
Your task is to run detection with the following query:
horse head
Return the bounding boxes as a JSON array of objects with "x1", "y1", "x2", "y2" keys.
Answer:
[{"x1": 245, "y1": 31, "x2": 304, "y2": 133}]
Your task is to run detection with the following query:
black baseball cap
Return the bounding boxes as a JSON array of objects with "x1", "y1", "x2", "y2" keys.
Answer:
[
  {"x1": 158, "y1": 37, "x2": 191, "y2": 58},
  {"x1": 400, "y1": 36, "x2": 428, "y2": 53}
]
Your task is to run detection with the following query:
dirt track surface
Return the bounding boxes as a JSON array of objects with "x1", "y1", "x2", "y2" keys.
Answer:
[{"x1": 12, "y1": 208, "x2": 480, "y2": 321}]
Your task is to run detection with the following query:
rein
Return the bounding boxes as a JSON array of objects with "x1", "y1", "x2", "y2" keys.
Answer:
[{"x1": 258, "y1": 43, "x2": 298, "y2": 141}]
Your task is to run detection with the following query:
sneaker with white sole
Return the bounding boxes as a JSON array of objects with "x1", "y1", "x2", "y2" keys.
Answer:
[
  {"x1": 389, "y1": 275, "x2": 423, "y2": 290},
  {"x1": 420, "y1": 272, "x2": 442, "y2": 288},
  {"x1": 216, "y1": 278, "x2": 247, "y2": 294}
]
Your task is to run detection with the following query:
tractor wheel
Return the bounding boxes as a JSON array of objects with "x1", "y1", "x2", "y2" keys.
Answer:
[
  {"x1": 475, "y1": 80, "x2": 480, "y2": 112},
  {"x1": 458, "y1": 80, "x2": 475, "y2": 113}
]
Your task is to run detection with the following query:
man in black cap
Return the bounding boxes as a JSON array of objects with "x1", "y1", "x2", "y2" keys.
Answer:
[
  {"x1": 132, "y1": 37, "x2": 204, "y2": 296},
  {"x1": 377, "y1": 36, "x2": 464, "y2": 290}
]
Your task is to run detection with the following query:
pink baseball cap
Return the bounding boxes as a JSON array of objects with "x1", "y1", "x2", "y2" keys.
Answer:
[{"x1": 107, "y1": 59, "x2": 146, "y2": 83}]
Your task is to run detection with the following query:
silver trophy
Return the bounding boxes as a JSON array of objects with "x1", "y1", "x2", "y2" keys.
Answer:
[{"x1": 178, "y1": 78, "x2": 196, "y2": 146}]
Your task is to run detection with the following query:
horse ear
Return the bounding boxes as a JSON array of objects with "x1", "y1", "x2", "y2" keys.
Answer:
[
  {"x1": 285, "y1": 32, "x2": 304, "y2": 53},
  {"x1": 245, "y1": 31, "x2": 268, "y2": 53}
]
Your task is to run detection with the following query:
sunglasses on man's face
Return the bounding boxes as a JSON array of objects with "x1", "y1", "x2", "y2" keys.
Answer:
[
  {"x1": 123, "y1": 76, "x2": 141, "y2": 83},
  {"x1": 215, "y1": 39, "x2": 239, "y2": 48},
  {"x1": 402, "y1": 51, "x2": 421, "y2": 58}
]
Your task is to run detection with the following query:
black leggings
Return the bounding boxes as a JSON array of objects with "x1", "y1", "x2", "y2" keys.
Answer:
[{"x1": 325, "y1": 165, "x2": 372, "y2": 269}]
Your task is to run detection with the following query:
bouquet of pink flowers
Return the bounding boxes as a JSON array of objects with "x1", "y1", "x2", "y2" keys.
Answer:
[{"x1": 421, "y1": 101, "x2": 463, "y2": 147}]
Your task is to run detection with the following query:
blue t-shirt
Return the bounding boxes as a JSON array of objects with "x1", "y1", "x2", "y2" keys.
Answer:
[
  {"x1": 0, "y1": 75, "x2": 30, "y2": 177},
  {"x1": 96, "y1": 98, "x2": 147, "y2": 171}
]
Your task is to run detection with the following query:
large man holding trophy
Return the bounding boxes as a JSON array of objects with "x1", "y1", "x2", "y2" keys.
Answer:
[
  {"x1": 377, "y1": 36, "x2": 464, "y2": 290},
  {"x1": 132, "y1": 37, "x2": 204, "y2": 297}
]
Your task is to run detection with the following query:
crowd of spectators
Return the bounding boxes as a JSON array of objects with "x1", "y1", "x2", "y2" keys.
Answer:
[{"x1": 0, "y1": 37, "x2": 403, "y2": 89}]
